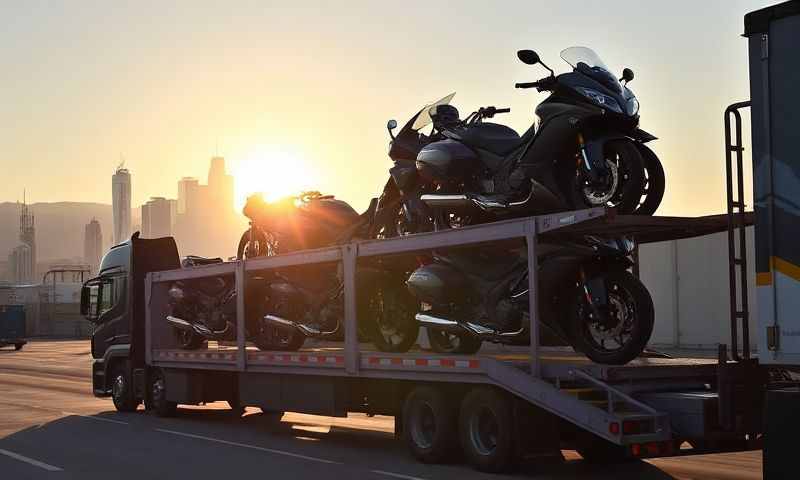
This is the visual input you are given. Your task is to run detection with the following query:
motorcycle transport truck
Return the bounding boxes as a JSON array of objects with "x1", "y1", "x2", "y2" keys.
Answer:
[{"x1": 79, "y1": 1, "x2": 799, "y2": 474}]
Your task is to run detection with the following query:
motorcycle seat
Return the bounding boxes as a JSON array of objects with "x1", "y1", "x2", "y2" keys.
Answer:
[{"x1": 458, "y1": 122, "x2": 522, "y2": 155}]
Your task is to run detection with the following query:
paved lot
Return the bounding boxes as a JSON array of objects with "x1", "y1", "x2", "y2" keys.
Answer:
[{"x1": 0, "y1": 340, "x2": 762, "y2": 479}]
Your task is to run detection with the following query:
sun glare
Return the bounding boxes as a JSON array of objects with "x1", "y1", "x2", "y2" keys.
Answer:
[{"x1": 232, "y1": 146, "x2": 318, "y2": 210}]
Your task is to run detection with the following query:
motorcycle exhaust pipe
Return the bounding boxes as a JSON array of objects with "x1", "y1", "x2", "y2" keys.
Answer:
[
  {"x1": 263, "y1": 315, "x2": 339, "y2": 338},
  {"x1": 420, "y1": 194, "x2": 472, "y2": 209},
  {"x1": 416, "y1": 313, "x2": 526, "y2": 341},
  {"x1": 166, "y1": 315, "x2": 193, "y2": 331}
]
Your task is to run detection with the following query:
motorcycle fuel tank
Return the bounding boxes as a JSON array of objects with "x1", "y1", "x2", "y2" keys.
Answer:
[
  {"x1": 416, "y1": 139, "x2": 479, "y2": 184},
  {"x1": 406, "y1": 263, "x2": 469, "y2": 306}
]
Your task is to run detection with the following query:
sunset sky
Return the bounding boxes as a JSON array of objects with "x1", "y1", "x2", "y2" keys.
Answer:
[{"x1": 1, "y1": 0, "x2": 771, "y2": 215}]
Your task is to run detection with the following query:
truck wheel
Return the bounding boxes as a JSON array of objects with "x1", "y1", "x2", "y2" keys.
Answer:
[
  {"x1": 402, "y1": 386, "x2": 457, "y2": 463},
  {"x1": 148, "y1": 369, "x2": 177, "y2": 417},
  {"x1": 459, "y1": 387, "x2": 515, "y2": 473},
  {"x1": 111, "y1": 363, "x2": 140, "y2": 412},
  {"x1": 14, "y1": 343, "x2": 24, "y2": 351}
]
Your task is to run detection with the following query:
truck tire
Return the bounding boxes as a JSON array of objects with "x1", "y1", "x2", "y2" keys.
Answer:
[
  {"x1": 147, "y1": 368, "x2": 177, "y2": 417},
  {"x1": 111, "y1": 363, "x2": 140, "y2": 412},
  {"x1": 459, "y1": 387, "x2": 516, "y2": 473},
  {"x1": 402, "y1": 386, "x2": 457, "y2": 463}
]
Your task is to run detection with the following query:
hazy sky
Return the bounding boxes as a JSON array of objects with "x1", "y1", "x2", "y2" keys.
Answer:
[{"x1": 1, "y1": 0, "x2": 772, "y2": 215}]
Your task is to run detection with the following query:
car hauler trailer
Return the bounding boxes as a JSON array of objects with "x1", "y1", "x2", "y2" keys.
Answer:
[{"x1": 81, "y1": 206, "x2": 770, "y2": 473}]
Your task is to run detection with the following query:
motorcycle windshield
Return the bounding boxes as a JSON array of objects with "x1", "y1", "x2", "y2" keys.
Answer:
[
  {"x1": 410, "y1": 92, "x2": 456, "y2": 131},
  {"x1": 560, "y1": 46, "x2": 611, "y2": 74}
]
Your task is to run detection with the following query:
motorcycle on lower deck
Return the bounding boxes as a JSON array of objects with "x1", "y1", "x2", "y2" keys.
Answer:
[
  {"x1": 237, "y1": 191, "x2": 420, "y2": 353},
  {"x1": 406, "y1": 236, "x2": 654, "y2": 365},
  {"x1": 166, "y1": 256, "x2": 270, "y2": 349}
]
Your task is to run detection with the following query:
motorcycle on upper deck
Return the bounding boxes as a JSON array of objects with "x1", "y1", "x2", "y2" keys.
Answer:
[{"x1": 375, "y1": 47, "x2": 665, "y2": 234}]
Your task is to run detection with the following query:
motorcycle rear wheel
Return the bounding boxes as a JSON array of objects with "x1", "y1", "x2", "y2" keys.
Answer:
[
  {"x1": 566, "y1": 270, "x2": 654, "y2": 365},
  {"x1": 361, "y1": 279, "x2": 419, "y2": 353},
  {"x1": 237, "y1": 228, "x2": 276, "y2": 259}
]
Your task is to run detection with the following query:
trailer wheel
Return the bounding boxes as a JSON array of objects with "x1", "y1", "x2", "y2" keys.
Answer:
[
  {"x1": 402, "y1": 386, "x2": 457, "y2": 463},
  {"x1": 14, "y1": 343, "x2": 24, "y2": 351},
  {"x1": 459, "y1": 387, "x2": 515, "y2": 473},
  {"x1": 147, "y1": 369, "x2": 177, "y2": 417},
  {"x1": 111, "y1": 362, "x2": 140, "y2": 412}
]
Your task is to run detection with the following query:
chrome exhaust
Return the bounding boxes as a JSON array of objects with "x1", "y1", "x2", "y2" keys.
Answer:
[
  {"x1": 416, "y1": 313, "x2": 526, "y2": 342},
  {"x1": 166, "y1": 315, "x2": 230, "y2": 338},
  {"x1": 420, "y1": 194, "x2": 472, "y2": 209},
  {"x1": 166, "y1": 315, "x2": 192, "y2": 331},
  {"x1": 263, "y1": 314, "x2": 339, "y2": 338}
]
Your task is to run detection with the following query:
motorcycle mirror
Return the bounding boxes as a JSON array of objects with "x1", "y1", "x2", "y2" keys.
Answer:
[
  {"x1": 620, "y1": 68, "x2": 634, "y2": 84},
  {"x1": 387, "y1": 119, "x2": 397, "y2": 140},
  {"x1": 517, "y1": 49, "x2": 540, "y2": 65}
]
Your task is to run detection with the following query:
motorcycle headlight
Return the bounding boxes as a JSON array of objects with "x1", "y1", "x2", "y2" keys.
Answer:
[
  {"x1": 626, "y1": 97, "x2": 639, "y2": 116},
  {"x1": 576, "y1": 87, "x2": 623, "y2": 114}
]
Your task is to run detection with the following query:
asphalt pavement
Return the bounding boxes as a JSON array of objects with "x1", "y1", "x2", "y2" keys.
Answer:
[{"x1": 0, "y1": 340, "x2": 763, "y2": 479}]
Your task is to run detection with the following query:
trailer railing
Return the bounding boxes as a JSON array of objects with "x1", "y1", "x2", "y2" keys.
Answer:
[{"x1": 145, "y1": 207, "x2": 606, "y2": 378}]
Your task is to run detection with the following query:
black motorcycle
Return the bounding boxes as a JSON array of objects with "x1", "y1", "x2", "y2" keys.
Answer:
[
  {"x1": 406, "y1": 237, "x2": 654, "y2": 365},
  {"x1": 376, "y1": 47, "x2": 665, "y2": 235},
  {"x1": 166, "y1": 256, "x2": 268, "y2": 349},
  {"x1": 238, "y1": 192, "x2": 419, "y2": 353}
]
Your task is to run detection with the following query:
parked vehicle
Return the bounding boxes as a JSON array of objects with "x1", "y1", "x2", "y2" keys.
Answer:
[
  {"x1": 406, "y1": 235, "x2": 654, "y2": 364},
  {"x1": 238, "y1": 191, "x2": 419, "y2": 352},
  {"x1": 0, "y1": 304, "x2": 26, "y2": 351},
  {"x1": 377, "y1": 47, "x2": 665, "y2": 235}
]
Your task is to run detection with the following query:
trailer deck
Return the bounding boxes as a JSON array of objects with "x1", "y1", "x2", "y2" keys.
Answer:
[{"x1": 142, "y1": 208, "x2": 755, "y2": 466}]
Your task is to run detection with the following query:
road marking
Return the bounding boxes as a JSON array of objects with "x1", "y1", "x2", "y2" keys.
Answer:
[
  {"x1": 0, "y1": 448, "x2": 63, "y2": 472},
  {"x1": 371, "y1": 470, "x2": 428, "y2": 480},
  {"x1": 62, "y1": 412, "x2": 129, "y2": 425},
  {"x1": 156, "y1": 428, "x2": 341, "y2": 464}
]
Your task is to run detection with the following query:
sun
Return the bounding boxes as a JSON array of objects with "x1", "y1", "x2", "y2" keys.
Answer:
[{"x1": 231, "y1": 146, "x2": 318, "y2": 210}]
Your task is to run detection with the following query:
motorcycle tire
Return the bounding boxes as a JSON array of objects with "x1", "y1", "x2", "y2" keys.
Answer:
[
  {"x1": 427, "y1": 328, "x2": 482, "y2": 355},
  {"x1": 237, "y1": 228, "x2": 271, "y2": 259},
  {"x1": 633, "y1": 143, "x2": 665, "y2": 215},
  {"x1": 253, "y1": 325, "x2": 305, "y2": 352},
  {"x1": 570, "y1": 139, "x2": 645, "y2": 215},
  {"x1": 174, "y1": 326, "x2": 204, "y2": 350},
  {"x1": 361, "y1": 279, "x2": 419, "y2": 353},
  {"x1": 566, "y1": 270, "x2": 654, "y2": 365}
]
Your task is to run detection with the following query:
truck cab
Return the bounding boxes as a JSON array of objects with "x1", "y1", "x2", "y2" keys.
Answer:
[{"x1": 81, "y1": 232, "x2": 180, "y2": 411}]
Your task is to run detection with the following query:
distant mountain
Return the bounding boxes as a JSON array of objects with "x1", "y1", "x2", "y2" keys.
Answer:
[{"x1": 0, "y1": 202, "x2": 113, "y2": 262}]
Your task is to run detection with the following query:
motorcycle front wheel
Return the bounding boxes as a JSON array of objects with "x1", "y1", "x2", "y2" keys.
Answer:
[
  {"x1": 633, "y1": 143, "x2": 665, "y2": 215},
  {"x1": 565, "y1": 270, "x2": 654, "y2": 365},
  {"x1": 571, "y1": 139, "x2": 645, "y2": 214}
]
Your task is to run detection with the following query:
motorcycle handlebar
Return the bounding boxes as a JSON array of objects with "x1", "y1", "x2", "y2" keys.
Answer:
[{"x1": 516, "y1": 76, "x2": 555, "y2": 91}]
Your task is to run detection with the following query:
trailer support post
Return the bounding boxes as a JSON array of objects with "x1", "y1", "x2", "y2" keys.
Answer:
[
  {"x1": 343, "y1": 244, "x2": 359, "y2": 375},
  {"x1": 526, "y1": 219, "x2": 540, "y2": 378},
  {"x1": 235, "y1": 260, "x2": 246, "y2": 371}
]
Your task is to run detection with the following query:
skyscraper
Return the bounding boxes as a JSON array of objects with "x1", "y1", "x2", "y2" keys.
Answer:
[
  {"x1": 7, "y1": 195, "x2": 36, "y2": 283},
  {"x1": 84, "y1": 218, "x2": 103, "y2": 274},
  {"x1": 177, "y1": 177, "x2": 199, "y2": 214},
  {"x1": 207, "y1": 156, "x2": 234, "y2": 211},
  {"x1": 140, "y1": 197, "x2": 174, "y2": 238},
  {"x1": 112, "y1": 165, "x2": 132, "y2": 244}
]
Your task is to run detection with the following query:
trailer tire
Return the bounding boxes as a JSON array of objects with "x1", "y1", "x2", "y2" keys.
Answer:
[
  {"x1": 402, "y1": 386, "x2": 457, "y2": 464},
  {"x1": 148, "y1": 369, "x2": 177, "y2": 417},
  {"x1": 111, "y1": 362, "x2": 140, "y2": 412},
  {"x1": 459, "y1": 387, "x2": 515, "y2": 473}
]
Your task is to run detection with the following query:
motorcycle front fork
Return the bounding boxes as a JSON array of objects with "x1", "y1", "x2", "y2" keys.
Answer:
[{"x1": 579, "y1": 268, "x2": 609, "y2": 320}]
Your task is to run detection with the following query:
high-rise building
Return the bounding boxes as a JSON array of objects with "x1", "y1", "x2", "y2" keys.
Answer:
[
  {"x1": 140, "y1": 197, "x2": 174, "y2": 238},
  {"x1": 177, "y1": 177, "x2": 199, "y2": 214},
  {"x1": 7, "y1": 195, "x2": 37, "y2": 283},
  {"x1": 112, "y1": 165, "x2": 132, "y2": 244},
  {"x1": 207, "y1": 156, "x2": 234, "y2": 211},
  {"x1": 84, "y1": 218, "x2": 103, "y2": 274}
]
